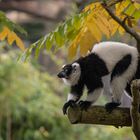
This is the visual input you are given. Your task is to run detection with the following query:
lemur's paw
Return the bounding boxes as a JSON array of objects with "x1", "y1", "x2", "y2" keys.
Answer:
[
  {"x1": 105, "y1": 102, "x2": 120, "y2": 113},
  {"x1": 78, "y1": 100, "x2": 91, "y2": 111},
  {"x1": 62, "y1": 100, "x2": 76, "y2": 115}
]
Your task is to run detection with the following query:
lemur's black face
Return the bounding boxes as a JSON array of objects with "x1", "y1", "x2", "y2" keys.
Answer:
[
  {"x1": 57, "y1": 64, "x2": 73, "y2": 79},
  {"x1": 57, "y1": 62, "x2": 81, "y2": 85}
]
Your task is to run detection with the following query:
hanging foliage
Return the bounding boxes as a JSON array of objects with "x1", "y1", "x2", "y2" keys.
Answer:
[
  {"x1": 0, "y1": 11, "x2": 26, "y2": 51},
  {"x1": 23, "y1": 0, "x2": 140, "y2": 60}
]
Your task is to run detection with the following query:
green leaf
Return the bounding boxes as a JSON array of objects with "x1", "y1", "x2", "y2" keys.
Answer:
[
  {"x1": 133, "y1": 10, "x2": 140, "y2": 19},
  {"x1": 24, "y1": 44, "x2": 36, "y2": 61},
  {"x1": 54, "y1": 26, "x2": 65, "y2": 48},
  {"x1": 125, "y1": 4, "x2": 136, "y2": 15},
  {"x1": 72, "y1": 15, "x2": 82, "y2": 29},
  {"x1": 67, "y1": 29, "x2": 81, "y2": 40},
  {"x1": 35, "y1": 38, "x2": 43, "y2": 58},
  {"x1": 13, "y1": 24, "x2": 27, "y2": 36},
  {"x1": 46, "y1": 33, "x2": 53, "y2": 51}
]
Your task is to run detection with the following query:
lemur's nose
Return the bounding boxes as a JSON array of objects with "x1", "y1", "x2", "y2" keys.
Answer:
[{"x1": 57, "y1": 71, "x2": 66, "y2": 78}]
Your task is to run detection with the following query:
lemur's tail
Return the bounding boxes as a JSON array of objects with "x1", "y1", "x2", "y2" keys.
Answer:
[{"x1": 125, "y1": 57, "x2": 140, "y2": 96}]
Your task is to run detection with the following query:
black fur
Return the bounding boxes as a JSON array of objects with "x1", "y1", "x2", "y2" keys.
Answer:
[
  {"x1": 57, "y1": 64, "x2": 72, "y2": 78},
  {"x1": 75, "y1": 53, "x2": 109, "y2": 93},
  {"x1": 70, "y1": 77, "x2": 84, "y2": 100},
  {"x1": 63, "y1": 64, "x2": 73, "y2": 76},
  {"x1": 105, "y1": 102, "x2": 121, "y2": 113},
  {"x1": 125, "y1": 57, "x2": 140, "y2": 96},
  {"x1": 78, "y1": 100, "x2": 92, "y2": 111},
  {"x1": 111, "y1": 54, "x2": 132, "y2": 81}
]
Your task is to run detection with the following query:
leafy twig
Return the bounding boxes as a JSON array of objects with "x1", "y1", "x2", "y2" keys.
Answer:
[{"x1": 102, "y1": 2, "x2": 140, "y2": 53}]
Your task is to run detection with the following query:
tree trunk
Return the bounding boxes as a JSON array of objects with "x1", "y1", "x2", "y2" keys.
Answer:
[{"x1": 130, "y1": 80, "x2": 140, "y2": 140}]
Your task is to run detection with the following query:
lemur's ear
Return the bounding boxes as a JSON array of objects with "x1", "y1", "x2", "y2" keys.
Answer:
[{"x1": 72, "y1": 63, "x2": 80, "y2": 70}]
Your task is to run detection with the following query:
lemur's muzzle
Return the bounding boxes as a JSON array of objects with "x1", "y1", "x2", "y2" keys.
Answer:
[{"x1": 57, "y1": 71, "x2": 66, "y2": 78}]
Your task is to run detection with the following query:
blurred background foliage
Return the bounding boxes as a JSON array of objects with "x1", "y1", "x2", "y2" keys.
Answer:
[
  {"x1": 0, "y1": 0, "x2": 139, "y2": 140},
  {"x1": 0, "y1": 49, "x2": 135, "y2": 140}
]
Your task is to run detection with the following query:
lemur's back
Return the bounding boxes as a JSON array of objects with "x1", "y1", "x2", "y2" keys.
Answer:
[{"x1": 92, "y1": 41, "x2": 138, "y2": 72}]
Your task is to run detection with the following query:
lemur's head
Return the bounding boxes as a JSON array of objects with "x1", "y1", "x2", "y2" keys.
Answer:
[{"x1": 57, "y1": 62, "x2": 81, "y2": 85}]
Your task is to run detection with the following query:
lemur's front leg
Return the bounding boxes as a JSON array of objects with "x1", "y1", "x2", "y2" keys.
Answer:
[
  {"x1": 63, "y1": 83, "x2": 84, "y2": 115},
  {"x1": 63, "y1": 93, "x2": 80, "y2": 115},
  {"x1": 79, "y1": 88, "x2": 103, "y2": 111}
]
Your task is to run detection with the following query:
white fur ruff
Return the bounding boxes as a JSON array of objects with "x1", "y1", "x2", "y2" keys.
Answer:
[{"x1": 63, "y1": 62, "x2": 81, "y2": 86}]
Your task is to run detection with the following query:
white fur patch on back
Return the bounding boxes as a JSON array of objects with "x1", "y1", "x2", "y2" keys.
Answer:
[{"x1": 92, "y1": 41, "x2": 138, "y2": 72}]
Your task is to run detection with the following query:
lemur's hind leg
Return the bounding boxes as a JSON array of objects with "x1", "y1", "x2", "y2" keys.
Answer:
[
  {"x1": 101, "y1": 74, "x2": 121, "y2": 112},
  {"x1": 105, "y1": 77, "x2": 125, "y2": 112},
  {"x1": 102, "y1": 74, "x2": 113, "y2": 101},
  {"x1": 105, "y1": 54, "x2": 133, "y2": 112}
]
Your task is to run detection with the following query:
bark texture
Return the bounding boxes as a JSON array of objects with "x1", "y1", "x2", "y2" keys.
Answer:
[
  {"x1": 68, "y1": 106, "x2": 131, "y2": 127},
  {"x1": 130, "y1": 80, "x2": 140, "y2": 139}
]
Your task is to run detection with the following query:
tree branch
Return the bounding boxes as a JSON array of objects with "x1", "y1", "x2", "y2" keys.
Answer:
[
  {"x1": 102, "y1": 3, "x2": 140, "y2": 53},
  {"x1": 0, "y1": 1, "x2": 65, "y2": 21},
  {"x1": 68, "y1": 105, "x2": 131, "y2": 127},
  {"x1": 130, "y1": 80, "x2": 140, "y2": 139}
]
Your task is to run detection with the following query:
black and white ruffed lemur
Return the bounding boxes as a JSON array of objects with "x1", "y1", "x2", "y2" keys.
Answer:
[{"x1": 57, "y1": 41, "x2": 140, "y2": 114}]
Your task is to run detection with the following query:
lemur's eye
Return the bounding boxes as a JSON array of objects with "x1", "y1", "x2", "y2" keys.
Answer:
[{"x1": 65, "y1": 69, "x2": 68, "y2": 73}]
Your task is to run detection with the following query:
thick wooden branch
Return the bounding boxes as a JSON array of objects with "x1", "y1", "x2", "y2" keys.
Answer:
[
  {"x1": 68, "y1": 105, "x2": 131, "y2": 127},
  {"x1": 130, "y1": 80, "x2": 140, "y2": 139}
]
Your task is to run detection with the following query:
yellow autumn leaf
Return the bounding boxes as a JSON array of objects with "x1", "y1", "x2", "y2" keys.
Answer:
[
  {"x1": 86, "y1": 18, "x2": 102, "y2": 42},
  {"x1": 94, "y1": 13, "x2": 110, "y2": 38},
  {"x1": 0, "y1": 26, "x2": 25, "y2": 51},
  {"x1": 68, "y1": 42, "x2": 77, "y2": 59},
  {"x1": 15, "y1": 34, "x2": 25, "y2": 51},
  {"x1": 134, "y1": 3, "x2": 140, "y2": 9},
  {"x1": 68, "y1": 30, "x2": 83, "y2": 59},
  {"x1": 79, "y1": 29, "x2": 96, "y2": 56},
  {"x1": 96, "y1": 11, "x2": 112, "y2": 35},
  {"x1": 83, "y1": 2, "x2": 101, "y2": 12},
  {"x1": 0, "y1": 26, "x2": 10, "y2": 40},
  {"x1": 109, "y1": 19, "x2": 119, "y2": 36},
  {"x1": 118, "y1": 26, "x2": 125, "y2": 35},
  {"x1": 115, "y1": 0, "x2": 130, "y2": 15},
  {"x1": 7, "y1": 31, "x2": 16, "y2": 45}
]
